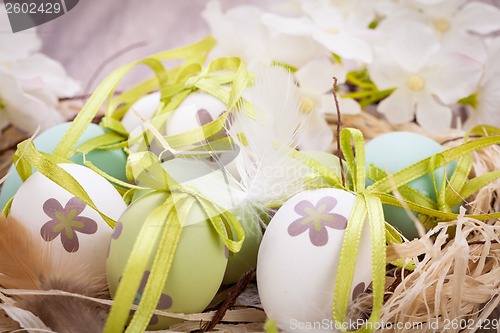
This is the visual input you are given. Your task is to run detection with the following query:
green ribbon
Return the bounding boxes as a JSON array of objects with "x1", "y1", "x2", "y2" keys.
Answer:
[
  {"x1": 125, "y1": 56, "x2": 253, "y2": 152},
  {"x1": 103, "y1": 152, "x2": 245, "y2": 333},
  {"x1": 332, "y1": 128, "x2": 386, "y2": 332},
  {"x1": 330, "y1": 128, "x2": 500, "y2": 332}
]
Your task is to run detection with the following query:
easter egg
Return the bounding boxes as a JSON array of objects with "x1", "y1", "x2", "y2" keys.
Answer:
[
  {"x1": 106, "y1": 191, "x2": 228, "y2": 329},
  {"x1": 8, "y1": 163, "x2": 126, "y2": 279},
  {"x1": 121, "y1": 92, "x2": 161, "y2": 133},
  {"x1": 257, "y1": 188, "x2": 372, "y2": 333},
  {"x1": 165, "y1": 91, "x2": 228, "y2": 137},
  {"x1": 222, "y1": 208, "x2": 265, "y2": 285},
  {"x1": 0, "y1": 122, "x2": 128, "y2": 210},
  {"x1": 364, "y1": 132, "x2": 456, "y2": 239}
]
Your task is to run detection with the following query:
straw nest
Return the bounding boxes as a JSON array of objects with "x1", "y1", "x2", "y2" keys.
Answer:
[{"x1": 0, "y1": 107, "x2": 498, "y2": 333}]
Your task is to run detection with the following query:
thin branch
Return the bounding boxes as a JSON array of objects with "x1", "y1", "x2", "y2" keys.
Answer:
[{"x1": 332, "y1": 77, "x2": 346, "y2": 188}]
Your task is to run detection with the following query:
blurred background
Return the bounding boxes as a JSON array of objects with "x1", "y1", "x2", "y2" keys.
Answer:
[{"x1": 37, "y1": 0, "x2": 282, "y2": 92}]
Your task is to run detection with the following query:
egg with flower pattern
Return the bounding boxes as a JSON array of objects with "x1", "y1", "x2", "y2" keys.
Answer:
[
  {"x1": 106, "y1": 191, "x2": 229, "y2": 330},
  {"x1": 256, "y1": 188, "x2": 372, "y2": 333},
  {"x1": 8, "y1": 163, "x2": 126, "y2": 280},
  {"x1": 165, "y1": 91, "x2": 228, "y2": 137}
]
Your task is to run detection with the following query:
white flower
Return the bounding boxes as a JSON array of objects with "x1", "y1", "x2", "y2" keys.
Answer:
[
  {"x1": 295, "y1": 58, "x2": 361, "y2": 115},
  {"x1": 0, "y1": 7, "x2": 41, "y2": 62},
  {"x1": 0, "y1": 69, "x2": 63, "y2": 133},
  {"x1": 464, "y1": 38, "x2": 500, "y2": 129},
  {"x1": 368, "y1": 22, "x2": 482, "y2": 131},
  {"x1": 262, "y1": 0, "x2": 375, "y2": 63},
  {"x1": 12, "y1": 53, "x2": 80, "y2": 99},
  {"x1": 202, "y1": 0, "x2": 325, "y2": 69}
]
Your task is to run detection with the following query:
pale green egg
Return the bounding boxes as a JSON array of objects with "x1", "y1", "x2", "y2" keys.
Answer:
[
  {"x1": 0, "y1": 122, "x2": 127, "y2": 210},
  {"x1": 221, "y1": 208, "x2": 267, "y2": 285},
  {"x1": 106, "y1": 192, "x2": 228, "y2": 329},
  {"x1": 301, "y1": 150, "x2": 351, "y2": 189},
  {"x1": 365, "y1": 132, "x2": 456, "y2": 239}
]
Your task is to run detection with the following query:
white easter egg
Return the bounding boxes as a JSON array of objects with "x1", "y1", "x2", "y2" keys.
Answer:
[
  {"x1": 257, "y1": 188, "x2": 372, "y2": 333},
  {"x1": 9, "y1": 163, "x2": 126, "y2": 279},
  {"x1": 165, "y1": 91, "x2": 227, "y2": 137},
  {"x1": 121, "y1": 92, "x2": 161, "y2": 133}
]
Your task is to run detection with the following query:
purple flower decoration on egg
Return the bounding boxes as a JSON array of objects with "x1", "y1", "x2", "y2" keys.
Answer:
[
  {"x1": 288, "y1": 196, "x2": 347, "y2": 247},
  {"x1": 352, "y1": 282, "x2": 366, "y2": 301},
  {"x1": 40, "y1": 197, "x2": 98, "y2": 253},
  {"x1": 133, "y1": 271, "x2": 173, "y2": 326}
]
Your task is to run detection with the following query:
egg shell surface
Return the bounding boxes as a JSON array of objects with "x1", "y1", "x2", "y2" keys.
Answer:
[
  {"x1": 121, "y1": 91, "x2": 161, "y2": 133},
  {"x1": 9, "y1": 163, "x2": 126, "y2": 279},
  {"x1": 165, "y1": 91, "x2": 228, "y2": 137},
  {"x1": 0, "y1": 122, "x2": 128, "y2": 210},
  {"x1": 257, "y1": 188, "x2": 372, "y2": 333},
  {"x1": 364, "y1": 131, "x2": 456, "y2": 239},
  {"x1": 106, "y1": 192, "x2": 228, "y2": 329}
]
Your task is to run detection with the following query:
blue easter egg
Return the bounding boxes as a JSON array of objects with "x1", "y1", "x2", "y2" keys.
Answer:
[
  {"x1": 365, "y1": 131, "x2": 456, "y2": 239},
  {"x1": 0, "y1": 122, "x2": 127, "y2": 210}
]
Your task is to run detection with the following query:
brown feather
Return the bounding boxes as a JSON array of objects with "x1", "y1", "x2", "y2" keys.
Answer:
[
  {"x1": 0, "y1": 214, "x2": 47, "y2": 290},
  {"x1": 0, "y1": 214, "x2": 110, "y2": 332}
]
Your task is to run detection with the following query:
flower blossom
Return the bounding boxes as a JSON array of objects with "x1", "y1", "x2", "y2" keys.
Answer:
[
  {"x1": 368, "y1": 22, "x2": 482, "y2": 131},
  {"x1": 262, "y1": 0, "x2": 376, "y2": 64},
  {"x1": 288, "y1": 196, "x2": 347, "y2": 247},
  {"x1": 0, "y1": 12, "x2": 79, "y2": 134}
]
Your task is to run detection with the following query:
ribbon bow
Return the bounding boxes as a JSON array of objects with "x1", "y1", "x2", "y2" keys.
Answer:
[{"x1": 103, "y1": 151, "x2": 245, "y2": 333}]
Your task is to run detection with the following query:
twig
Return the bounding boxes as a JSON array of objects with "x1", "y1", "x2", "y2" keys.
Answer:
[
  {"x1": 82, "y1": 41, "x2": 147, "y2": 102},
  {"x1": 332, "y1": 77, "x2": 346, "y2": 188},
  {"x1": 200, "y1": 270, "x2": 256, "y2": 332}
]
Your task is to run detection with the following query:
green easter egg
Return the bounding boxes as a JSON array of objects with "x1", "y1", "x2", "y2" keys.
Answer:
[
  {"x1": 365, "y1": 132, "x2": 456, "y2": 239},
  {"x1": 302, "y1": 151, "x2": 351, "y2": 189},
  {"x1": 0, "y1": 122, "x2": 127, "y2": 210},
  {"x1": 130, "y1": 158, "x2": 216, "y2": 203},
  {"x1": 106, "y1": 192, "x2": 228, "y2": 329},
  {"x1": 222, "y1": 208, "x2": 266, "y2": 285}
]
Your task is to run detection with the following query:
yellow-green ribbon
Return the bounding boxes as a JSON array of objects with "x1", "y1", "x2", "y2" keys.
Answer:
[
  {"x1": 333, "y1": 128, "x2": 387, "y2": 333},
  {"x1": 332, "y1": 128, "x2": 500, "y2": 332},
  {"x1": 103, "y1": 152, "x2": 245, "y2": 332}
]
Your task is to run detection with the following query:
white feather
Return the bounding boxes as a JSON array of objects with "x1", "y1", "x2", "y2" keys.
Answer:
[{"x1": 227, "y1": 66, "x2": 315, "y2": 216}]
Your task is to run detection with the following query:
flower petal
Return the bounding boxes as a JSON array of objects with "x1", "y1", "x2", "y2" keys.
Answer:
[
  {"x1": 0, "y1": 71, "x2": 63, "y2": 133},
  {"x1": 387, "y1": 22, "x2": 440, "y2": 73},
  {"x1": 456, "y1": 2, "x2": 500, "y2": 35},
  {"x1": 288, "y1": 218, "x2": 310, "y2": 237},
  {"x1": 269, "y1": 35, "x2": 325, "y2": 69},
  {"x1": 294, "y1": 199, "x2": 315, "y2": 217},
  {"x1": 40, "y1": 220, "x2": 60, "y2": 242},
  {"x1": 425, "y1": 52, "x2": 482, "y2": 104},
  {"x1": 112, "y1": 222, "x2": 124, "y2": 240},
  {"x1": 367, "y1": 50, "x2": 406, "y2": 90},
  {"x1": 377, "y1": 88, "x2": 417, "y2": 124},
  {"x1": 308, "y1": 225, "x2": 329, "y2": 246},
  {"x1": 64, "y1": 197, "x2": 86, "y2": 216},
  {"x1": 261, "y1": 13, "x2": 316, "y2": 36},
  {"x1": 323, "y1": 213, "x2": 348, "y2": 230},
  {"x1": 60, "y1": 229, "x2": 79, "y2": 253},
  {"x1": 73, "y1": 216, "x2": 98, "y2": 235},
  {"x1": 157, "y1": 293, "x2": 173, "y2": 310},
  {"x1": 43, "y1": 198, "x2": 64, "y2": 219},
  {"x1": 415, "y1": 94, "x2": 452, "y2": 132},
  {"x1": 296, "y1": 59, "x2": 346, "y2": 94},
  {"x1": 12, "y1": 54, "x2": 80, "y2": 97},
  {"x1": 338, "y1": 97, "x2": 362, "y2": 115},
  {"x1": 315, "y1": 196, "x2": 338, "y2": 213},
  {"x1": 312, "y1": 30, "x2": 373, "y2": 63}
]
